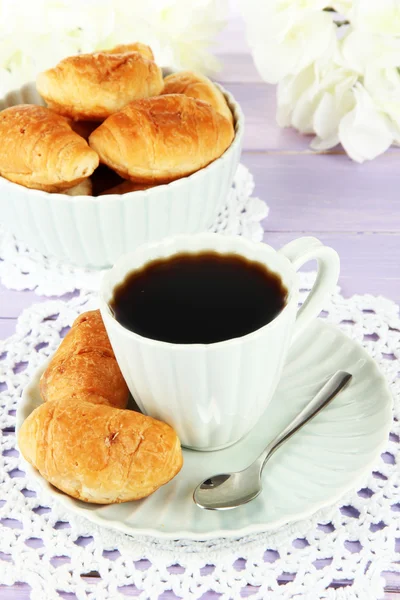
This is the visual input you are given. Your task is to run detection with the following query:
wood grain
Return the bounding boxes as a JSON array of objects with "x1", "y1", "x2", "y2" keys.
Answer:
[{"x1": 242, "y1": 152, "x2": 400, "y2": 232}]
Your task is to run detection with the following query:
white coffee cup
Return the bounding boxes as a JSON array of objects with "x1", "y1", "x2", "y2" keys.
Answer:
[{"x1": 99, "y1": 233, "x2": 339, "y2": 451}]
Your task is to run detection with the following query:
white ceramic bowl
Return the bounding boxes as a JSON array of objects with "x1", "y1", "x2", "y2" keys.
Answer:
[{"x1": 0, "y1": 79, "x2": 244, "y2": 268}]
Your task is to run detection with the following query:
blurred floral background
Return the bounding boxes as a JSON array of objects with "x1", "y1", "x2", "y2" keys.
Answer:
[{"x1": 0, "y1": 0, "x2": 227, "y2": 95}]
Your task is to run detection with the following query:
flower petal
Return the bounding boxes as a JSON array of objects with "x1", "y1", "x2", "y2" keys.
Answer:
[
  {"x1": 342, "y1": 29, "x2": 400, "y2": 73},
  {"x1": 352, "y1": 0, "x2": 400, "y2": 36},
  {"x1": 339, "y1": 85, "x2": 393, "y2": 162},
  {"x1": 364, "y1": 65, "x2": 400, "y2": 127},
  {"x1": 243, "y1": 8, "x2": 336, "y2": 83},
  {"x1": 310, "y1": 134, "x2": 340, "y2": 150}
]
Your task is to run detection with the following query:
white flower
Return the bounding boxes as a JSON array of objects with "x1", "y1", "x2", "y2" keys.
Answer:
[
  {"x1": 338, "y1": 84, "x2": 394, "y2": 162},
  {"x1": 277, "y1": 64, "x2": 316, "y2": 129},
  {"x1": 331, "y1": 1, "x2": 352, "y2": 17},
  {"x1": 0, "y1": 0, "x2": 114, "y2": 93},
  {"x1": 280, "y1": 66, "x2": 395, "y2": 161},
  {"x1": 241, "y1": 0, "x2": 336, "y2": 83},
  {"x1": 0, "y1": 0, "x2": 113, "y2": 45},
  {"x1": 278, "y1": 55, "x2": 357, "y2": 149},
  {"x1": 103, "y1": 0, "x2": 226, "y2": 73},
  {"x1": 351, "y1": 0, "x2": 400, "y2": 36},
  {"x1": 364, "y1": 65, "x2": 400, "y2": 128},
  {"x1": 341, "y1": 29, "x2": 400, "y2": 73},
  {"x1": 243, "y1": 0, "x2": 400, "y2": 162},
  {"x1": 310, "y1": 68, "x2": 357, "y2": 149}
]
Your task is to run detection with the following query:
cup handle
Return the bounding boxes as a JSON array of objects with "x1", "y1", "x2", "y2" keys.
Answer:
[{"x1": 278, "y1": 237, "x2": 340, "y2": 341}]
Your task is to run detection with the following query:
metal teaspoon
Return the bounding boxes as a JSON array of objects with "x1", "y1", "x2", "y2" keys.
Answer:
[{"x1": 193, "y1": 371, "x2": 352, "y2": 510}]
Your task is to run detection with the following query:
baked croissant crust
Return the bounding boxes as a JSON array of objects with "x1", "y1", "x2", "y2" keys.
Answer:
[
  {"x1": 163, "y1": 71, "x2": 233, "y2": 124},
  {"x1": 37, "y1": 52, "x2": 164, "y2": 121},
  {"x1": 40, "y1": 310, "x2": 129, "y2": 409},
  {"x1": 63, "y1": 178, "x2": 93, "y2": 196},
  {"x1": 18, "y1": 310, "x2": 183, "y2": 504},
  {"x1": 102, "y1": 42, "x2": 154, "y2": 61},
  {"x1": 89, "y1": 94, "x2": 235, "y2": 184},
  {"x1": 18, "y1": 398, "x2": 183, "y2": 504},
  {"x1": 0, "y1": 105, "x2": 99, "y2": 191}
]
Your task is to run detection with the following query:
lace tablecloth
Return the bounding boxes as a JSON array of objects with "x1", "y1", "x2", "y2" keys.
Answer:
[
  {"x1": 0, "y1": 277, "x2": 399, "y2": 600},
  {"x1": 0, "y1": 164, "x2": 268, "y2": 297}
]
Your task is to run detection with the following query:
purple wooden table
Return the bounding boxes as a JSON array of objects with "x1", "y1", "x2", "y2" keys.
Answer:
[{"x1": 1, "y1": 9, "x2": 399, "y2": 600}]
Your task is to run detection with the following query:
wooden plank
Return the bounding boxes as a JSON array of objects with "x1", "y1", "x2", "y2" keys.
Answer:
[{"x1": 241, "y1": 151, "x2": 400, "y2": 232}]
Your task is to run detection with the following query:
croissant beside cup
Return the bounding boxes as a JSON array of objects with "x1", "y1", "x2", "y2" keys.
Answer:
[
  {"x1": 0, "y1": 74, "x2": 243, "y2": 268},
  {"x1": 18, "y1": 310, "x2": 183, "y2": 504}
]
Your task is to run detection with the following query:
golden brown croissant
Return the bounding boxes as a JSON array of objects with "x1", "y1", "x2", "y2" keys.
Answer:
[
  {"x1": 89, "y1": 94, "x2": 235, "y2": 184},
  {"x1": 62, "y1": 178, "x2": 92, "y2": 196},
  {"x1": 163, "y1": 71, "x2": 233, "y2": 124},
  {"x1": 40, "y1": 310, "x2": 129, "y2": 409},
  {"x1": 0, "y1": 105, "x2": 99, "y2": 191},
  {"x1": 37, "y1": 52, "x2": 164, "y2": 121},
  {"x1": 101, "y1": 42, "x2": 154, "y2": 61},
  {"x1": 18, "y1": 398, "x2": 183, "y2": 504},
  {"x1": 19, "y1": 309, "x2": 183, "y2": 504}
]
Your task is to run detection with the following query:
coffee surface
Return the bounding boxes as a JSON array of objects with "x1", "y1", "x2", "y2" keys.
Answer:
[{"x1": 110, "y1": 252, "x2": 288, "y2": 344}]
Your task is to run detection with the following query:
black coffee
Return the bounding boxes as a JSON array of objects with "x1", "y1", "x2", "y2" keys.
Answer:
[{"x1": 110, "y1": 252, "x2": 288, "y2": 344}]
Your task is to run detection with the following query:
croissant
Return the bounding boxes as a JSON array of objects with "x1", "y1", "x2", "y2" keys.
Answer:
[
  {"x1": 62, "y1": 178, "x2": 92, "y2": 196},
  {"x1": 101, "y1": 42, "x2": 154, "y2": 61},
  {"x1": 18, "y1": 310, "x2": 183, "y2": 504},
  {"x1": 18, "y1": 398, "x2": 182, "y2": 504},
  {"x1": 0, "y1": 105, "x2": 99, "y2": 191},
  {"x1": 89, "y1": 94, "x2": 235, "y2": 184},
  {"x1": 40, "y1": 310, "x2": 129, "y2": 409},
  {"x1": 37, "y1": 52, "x2": 164, "y2": 121},
  {"x1": 163, "y1": 71, "x2": 233, "y2": 124}
]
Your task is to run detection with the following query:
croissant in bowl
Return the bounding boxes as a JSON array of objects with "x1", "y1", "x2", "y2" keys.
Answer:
[
  {"x1": 0, "y1": 105, "x2": 99, "y2": 191},
  {"x1": 37, "y1": 51, "x2": 164, "y2": 121},
  {"x1": 89, "y1": 94, "x2": 235, "y2": 184}
]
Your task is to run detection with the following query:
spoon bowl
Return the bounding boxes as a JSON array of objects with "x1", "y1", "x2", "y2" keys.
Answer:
[{"x1": 194, "y1": 467, "x2": 262, "y2": 510}]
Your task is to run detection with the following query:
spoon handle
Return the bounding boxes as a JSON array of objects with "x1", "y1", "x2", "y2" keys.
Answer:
[{"x1": 257, "y1": 371, "x2": 352, "y2": 472}]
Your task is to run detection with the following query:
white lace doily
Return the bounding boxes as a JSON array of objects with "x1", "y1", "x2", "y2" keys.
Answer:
[
  {"x1": 0, "y1": 163, "x2": 268, "y2": 297},
  {"x1": 0, "y1": 275, "x2": 399, "y2": 600}
]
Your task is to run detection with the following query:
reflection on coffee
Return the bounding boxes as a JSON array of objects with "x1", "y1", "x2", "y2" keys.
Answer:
[{"x1": 110, "y1": 252, "x2": 288, "y2": 344}]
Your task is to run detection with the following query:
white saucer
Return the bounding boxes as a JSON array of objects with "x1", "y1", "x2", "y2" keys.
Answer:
[{"x1": 17, "y1": 319, "x2": 392, "y2": 541}]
